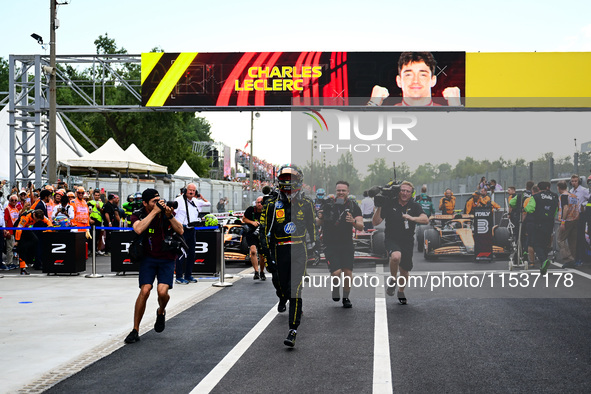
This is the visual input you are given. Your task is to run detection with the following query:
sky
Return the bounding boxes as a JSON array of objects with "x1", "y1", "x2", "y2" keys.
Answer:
[{"x1": 2, "y1": 0, "x2": 591, "y2": 172}]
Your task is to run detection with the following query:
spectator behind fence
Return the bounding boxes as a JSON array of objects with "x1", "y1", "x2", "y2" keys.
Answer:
[
  {"x1": 124, "y1": 188, "x2": 184, "y2": 344},
  {"x1": 103, "y1": 194, "x2": 121, "y2": 256},
  {"x1": 4, "y1": 195, "x2": 21, "y2": 269}
]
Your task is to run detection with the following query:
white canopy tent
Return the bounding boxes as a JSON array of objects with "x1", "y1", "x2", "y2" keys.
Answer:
[
  {"x1": 174, "y1": 160, "x2": 200, "y2": 179},
  {"x1": 123, "y1": 143, "x2": 168, "y2": 173},
  {"x1": 62, "y1": 138, "x2": 168, "y2": 173}
]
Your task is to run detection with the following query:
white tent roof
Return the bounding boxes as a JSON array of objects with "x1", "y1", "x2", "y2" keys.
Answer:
[
  {"x1": 63, "y1": 138, "x2": 168, "y2": 173},
  {"x1": 174, "y1": 160, "x2": 200, "y2": 179},
  {"x1": 123, "y1": 144, "x2": 168, "y2": 173},
  {"x1": 0, "y1": 105, "x2": 89, "y2": 179}
]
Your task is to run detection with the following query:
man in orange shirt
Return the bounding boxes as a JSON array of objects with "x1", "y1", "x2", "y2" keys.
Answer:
[{"x1": 71, "y1": 187, "x2": 90, "y2": 231}]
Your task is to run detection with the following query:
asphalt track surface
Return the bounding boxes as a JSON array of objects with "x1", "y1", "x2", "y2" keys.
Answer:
[{"x1": 41, "y1": 256, "x2": 591, "y2": 394}]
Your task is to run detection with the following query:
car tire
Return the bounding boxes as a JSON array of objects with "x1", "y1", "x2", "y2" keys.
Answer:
[
  {"x1": 371, "y1": 230, "x2": 386, "y2": 257},
  {"x1": 416, "y1": 224, "x2": 433, "y2": 252},
  {"x1": 493, "y1": 226, "x2": 511, "y2": 248},
  {"x1": 424, "y1": 229, "x2": 440, "y2": 261}
]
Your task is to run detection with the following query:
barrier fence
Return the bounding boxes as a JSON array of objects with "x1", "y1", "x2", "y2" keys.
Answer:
[{"x1": 0, "y1": 225, "x2": 226, "y2": 281}]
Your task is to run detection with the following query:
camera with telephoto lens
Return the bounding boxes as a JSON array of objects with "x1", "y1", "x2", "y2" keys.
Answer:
[
  {"x1": 370, "y1": 181, "x2": 401, "y2": 208},
  {"x1": 158, "y1": 199, "x2": 178, "y2": 210},
  {"x1": 322, "y1": 198, "x2": 350, "y2": 225},
  {"x1": 162, "y1": 234, "x2": 183, "y2": 252}
]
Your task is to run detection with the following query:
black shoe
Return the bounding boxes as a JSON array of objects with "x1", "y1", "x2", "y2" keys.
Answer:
[
  {"x1": 124, "y1": 329, "x2": 140, "y2": 344},
  {"x1": 342, "y1": 298, "x2": 352, "y2": 308},
  {"x1": 278, "y1": 299, "x2": 287, "y2": 313},
  {"x1": 284, "y1": 329, "x2": 297, "y2": 347},
  {"x1": 259, "y1": 271, "x2": 266, "y2": 281},
  {"x1": 398, "y1": 292, "x2": 407, "y2": 305},
  {"x1": 386, "y1": 276, "x2": 396, "y2": 296},
  {"x1": 562, "y1": 261, "x2": 575, "y2": 269},
  {"x1": 154, "y1": 309, "x2": 166, "y2": 333},
  {"x1": 253, "y1": 271, "x2": 260, "y2": 280},
  {"x1": 332, "y1": 287, "x2": 340, "y2": 302}
]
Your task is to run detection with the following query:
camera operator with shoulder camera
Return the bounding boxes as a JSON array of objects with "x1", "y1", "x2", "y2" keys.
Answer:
[
  {"x1": 372, "y1": 181, "x2": 428, "y2": 305},
  {"x1": 317, "y1": 181, "x2": 363, "y2": 308},
  {"x1": 174, "y1": 183, "x2": 209, "y2": 285},
  {"x1": 243, "y1": 196, "x2": 266, "y2": 280},
  {"x1": 124, "y1": 188, "x2": 184, "y2": 344}
]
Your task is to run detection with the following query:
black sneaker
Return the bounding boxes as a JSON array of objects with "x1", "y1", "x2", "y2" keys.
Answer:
[
  {"x1": 278, "y1": 299, "x2": 287, "y2": 313},
  {"x1": 253, "y1": 271, "x2": 260, "y2": 280},
  {"x1": 342, "y1": 298, "x2": 352, "y2": 308},
  {"x1": 397, "y1": 292, "x2": 407, "y2": 305},
  {"x1": 284, "y1": 329, "x2": 297, "y2": 347},
  {"x1": 154, "y1": 309, "x2": 166, "y2": 333},
  {"x1": 386, "y1": 276, "x2": 396, "y2": 296},
  {"x1": 332, "y1": 287, "x2": 340, "y2": 302},
  {"x1": 259, "y1": 271, "x2": 266, "y2": 281},
  {"x1": 124, "y1": 329, "x2": 140, "y2": 344},
  {"x1": 562, "y1": 261, "x2": 575, "y2": 269}
]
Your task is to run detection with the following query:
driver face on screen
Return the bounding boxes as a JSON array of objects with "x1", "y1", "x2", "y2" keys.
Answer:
[{"x1": 396, "y1": 61, "x2": 436, "y2": 99}]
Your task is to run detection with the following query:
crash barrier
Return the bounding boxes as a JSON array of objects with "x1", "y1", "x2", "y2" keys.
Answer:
[
  {"x1": 0, "y1": 226, "x2": 91, "y2": 274},
  {"x1": 0, "y1": 225, "x2": 224, "y2": 277}
]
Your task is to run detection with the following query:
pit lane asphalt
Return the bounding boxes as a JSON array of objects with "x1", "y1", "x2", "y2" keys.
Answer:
[{"x1": 2, "y1": 255, "x2": 591, "y2": 393}]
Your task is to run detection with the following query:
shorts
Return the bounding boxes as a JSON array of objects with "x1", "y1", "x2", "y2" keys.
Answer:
[
  {"x1": 384, "y1": 238, "x2": 414, "y2": 272},
  {"x1": 139, "y1": 256, "x2": 176, "y2": 289},
  {"x1": 325, "y1": 243, "x2": 354, "y2": 272},
  {"x1": 245, "y1": 232, "x2": 260, "y2": 248}
]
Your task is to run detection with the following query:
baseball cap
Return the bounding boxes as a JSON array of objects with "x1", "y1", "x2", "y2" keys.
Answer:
[
  {"x1": 108, "y1": 193, "x2": 118, "y2": 200},
  {"x1": 142, "y1": 188, "x2": 160, "y2": 202}
]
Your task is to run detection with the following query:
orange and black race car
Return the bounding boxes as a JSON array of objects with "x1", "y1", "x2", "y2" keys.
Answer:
[{"x1": 417, "y1": 214, "x2": 511, "y2": 260}]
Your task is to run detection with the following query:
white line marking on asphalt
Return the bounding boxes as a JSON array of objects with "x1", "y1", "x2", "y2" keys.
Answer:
[
  {"x1": 190, "y1": 305, "x2": 278, "y2": 394},
  {"x1": 373, "y1": 264, "x2": 393, "y2": 394}
]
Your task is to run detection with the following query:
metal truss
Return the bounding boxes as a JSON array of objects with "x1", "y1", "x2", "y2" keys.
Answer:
[{"x1": 7, "y1": 53, "x2": 145, "y2": 187}]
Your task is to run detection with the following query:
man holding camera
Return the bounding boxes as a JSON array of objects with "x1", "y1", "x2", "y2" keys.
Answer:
[
  {"x1": 317, "y1": 181, "x2": 363, "y2": 308},
  {"x1": 124, "y1": 188, "x2": 183, "y2": 344},
  {"x1": 243, "y1": 196, "x2": 266, "y2": 280},
  {"x1": 174, "y1": 183, "x2": 208, "y2": 284},
  {"x1": 372, "y1": 181, "x2": 428, "y2": 305}
]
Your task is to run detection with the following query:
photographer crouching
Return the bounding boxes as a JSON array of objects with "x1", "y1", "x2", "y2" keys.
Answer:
[
  {"x1": 372, "y1": 181, "x2": 428, "y2": 305},
  {"x1": 124, "y1": 188, "x2": 184, "y2": 344}
]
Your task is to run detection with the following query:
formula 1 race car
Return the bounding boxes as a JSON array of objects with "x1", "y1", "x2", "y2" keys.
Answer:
[
  {"x1": 417, "y1": 214, "x2": 511, "y2": 260},
  {"x1": 222, "y1": 216, "x2": 251, "y2": 263}
]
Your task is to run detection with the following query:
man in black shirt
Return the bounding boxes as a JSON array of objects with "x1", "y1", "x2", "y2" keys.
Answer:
[
  {"x1": 242, "y1": 196, "x2": 266, "y2": 280},
  {"x1": 373, "y1": 181, "x2": 428, "y2": 304},
  {"x1": 317, "y1": 181, "x2": 363, "y2": 308},
  {"x1": 102, "y1": 194, "x2": 120, "y2": 255}
]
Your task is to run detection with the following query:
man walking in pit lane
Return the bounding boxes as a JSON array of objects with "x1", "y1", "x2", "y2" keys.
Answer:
[
  {"x1": 242, "y1": 196, "x2": 267, "y2": 281},
  {"x1": 373, "y1": 181, "x2": 428, "y2": 304},
  {"x1": 524, "y1": 181, "x2": 558, "y2": 275},
  {"x1": 124, "y1": 189, "x2": 184, "y2": 344},
  {"x1": 316, "y1": 181, "x2": 363, "y2": 308},
  {"x1": 260, "y1": 165, "x2": 317, "y2": 347}
]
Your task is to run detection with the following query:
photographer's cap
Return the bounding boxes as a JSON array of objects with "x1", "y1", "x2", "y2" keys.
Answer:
[{"x1": 142, "y1": 188, "x2": 160, "y2": 202}]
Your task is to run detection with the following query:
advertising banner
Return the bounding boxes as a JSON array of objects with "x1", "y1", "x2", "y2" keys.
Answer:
[{"x1": 142, "y1": 51, "x2": 465, "y2": 107}]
